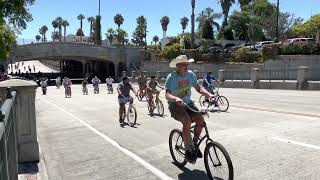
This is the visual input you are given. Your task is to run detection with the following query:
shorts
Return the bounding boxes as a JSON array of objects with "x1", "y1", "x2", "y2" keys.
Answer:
[
  {"x1": 147, "y1": 88, "x2": 160, "y2": 99},
  {"x1": 139, "y1": 84, "x2": 146, "y2": 90},
  {"x1": 118, "y1": 96, "x2": 133, "y2": 105},
  {"x1": 168, "y1": 102, "x2": 201, "y2": 121},
  {"x1": 107, "y1": 84, "x2": 112, "y2": 88}
]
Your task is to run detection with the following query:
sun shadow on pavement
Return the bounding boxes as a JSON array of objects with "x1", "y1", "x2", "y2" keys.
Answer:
[
  {"x1": 18, "y1": 162, "x2": 39, "y2": 174},
  {"x1": 172, "y1": 162, "x2": 209, "y2": 180}
]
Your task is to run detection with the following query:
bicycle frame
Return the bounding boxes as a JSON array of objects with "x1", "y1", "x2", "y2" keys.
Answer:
[{"x1": 190, "y1": 121, "x2": 213, "y2": 149}]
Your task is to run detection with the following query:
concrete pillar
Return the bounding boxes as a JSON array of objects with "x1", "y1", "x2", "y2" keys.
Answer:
[
  {"x1": 251, "y1": 68, "x2": 261, "y2": 89},
  {"x1": 82, "y1": 62, "x2": 86, "y2": 76},
  {"x1": 218, "y1": 70, "x2": 225, "y2": 82},
  {"x1": 297, "y1": 66, "x2": 309, "y2": 90},
  {"x1": 0, "y1": 79, "x2": 39, "y2": 163}
]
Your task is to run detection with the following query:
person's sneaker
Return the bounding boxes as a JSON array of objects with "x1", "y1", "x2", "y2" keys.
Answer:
[{"x1": 185, "y1": 150, "x2": 196, "y2": 163}]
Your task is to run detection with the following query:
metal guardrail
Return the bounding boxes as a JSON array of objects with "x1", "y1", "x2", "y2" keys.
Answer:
[
  {"x1": 307, "y1": 69, "x2": 320, "y2": 81},
  {"x1": 224, "y1": 70, "x2": 251, "y2": 81},
  {"x1": 260, "y1": 69, "x2": 298, "y2": 81},
  {"x1": 0, "y1": 90, "x2": 18, "y2": 180}
]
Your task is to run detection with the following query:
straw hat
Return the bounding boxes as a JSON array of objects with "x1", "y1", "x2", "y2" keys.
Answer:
[{"x1": 169, "y1": 55, "x2": 194, "y2": 68}]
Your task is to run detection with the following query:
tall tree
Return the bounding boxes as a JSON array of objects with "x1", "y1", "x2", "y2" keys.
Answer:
[
  {"x1": 87, "y1": 16, "x2": 95, "y2": 43},
  {"x1": 94, "y1": 15, "x2": 102, "y2": 45},
  {"x1": 238, "y1": 0, "x2": 253, "y2": 9},
  {"x1": 52, "y1": 20, "x2": 58, "y2": 33},
  {"x1": 61, "y1": 20, "x2": 69, "y2": 42},
  {"x1": 55, "y1": 17, "x2": 63, "y2": 42},
  {"x1": 201, "y1": 19, "x2": 214, "y2": 39},
  {"x1": 160, "y1": 16, "x2": 170, "y2": 38},
  {"x1": 40, "y1": 25, "x2": 48, "y2": 42},
  {"x1": 114, "y1": 14, "x2": 124, "y2": 29},
  {"x1": 132, "y1": 16, "x2": 147, "y2": 46},
  {"x1": 180, "y1": 17, "x2": 189, "y2": 33},
  {"x1": 106, "y1": 28, "x2": 116, "y2": 46},
  {"x1": 191, "y1": 0, "x2": 196, "y2": 48},
  {"x1": 219, "y1": 0, "x2": 235, "y2": 27},
  {"x1": 77, "y1": 14, "x2": 85, "y2": 42},
  {"x1": 51, "y1": 31, "x2": 59, "y2": 42},
  {"x1": 153, "y1": 35, "x2": 159, "y2": 48},
  {"x1": 116, "y1": 28, "x2": 128, "y2": 45},
  {"x1": 35, "y1": 35, "x2": 41, "y2": 42},
  {"x1": 196, "y1": 7, "x2": 222, "y2": 32}
]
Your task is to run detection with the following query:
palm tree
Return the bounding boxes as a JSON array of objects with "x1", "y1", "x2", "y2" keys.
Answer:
[
  {"x1": 35, "y1": 35, "x2": 41, "y2": 42},
  {"x1": 238, "y1": 0, "x2": 253, "y2": 9},
  {"x1": 196, "y1": 7, "x2": 222, "y2": 31},
  {"x1": 40, "y1": 25, "x2": 48, "y2": 42},
  {"x1": 52, "y1": 20, "x2": 58, "y2": 33},
  {"x1": 219, "y1": 0, "x2": 235, "y2": 27},
  {"x1": 191, "y1": 0, "x2": 196, "y2": 48},
  {"x1": 114, "y1": 14, "x2": 124, "y2": 29},
  {"x1": 55, "y1": 17, "x2": 63, "y2": 42},
  {"x1": 152, "y1": 35, "x2": 159, "y2": 48},
  {"x1": 180, "y1": 17, "x2": 189, "y2": 33},
  {"x1": 116, "y1": 28, "x2": 128, "y2": 45},
  {"x1": 87, "y1": 16, "x2": 95, "y2": 43},
  {"x1": 51, "y1": 31, "x2": 60, "y2": 42},
  {"x1": 77, "y1": 14, "x2": 85, "y2": 42},
  {"x1": 106, "y1": 28, "x2": 116, "y2": 46},
  {"x1": 160, "y1": 16, "x2": 170, "y2": 38},
  {"x1": 61, "y1": 20, "x2": 69, "y2": 42}
]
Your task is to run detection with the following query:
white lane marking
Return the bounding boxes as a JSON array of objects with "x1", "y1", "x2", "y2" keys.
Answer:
[
  {"x1": 41, "y1": 99, "x2": 174, "y2": 180},
  {"x1": 272, "y1": 137, "x2": 320, "y2": 150}
]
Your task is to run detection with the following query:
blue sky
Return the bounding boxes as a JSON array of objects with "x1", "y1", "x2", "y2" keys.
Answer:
[{"x1": 17, "y1": 0, "x2": 320, "y2": 44}]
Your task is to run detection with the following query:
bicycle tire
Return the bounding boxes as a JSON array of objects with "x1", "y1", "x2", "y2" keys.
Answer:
[
  {"x1": 127, "y1": 105, "x2": 137, "y2": 127},
  {"x1": 199, "y1": 95, "x2": 210, "y2": 108},
  {"x1": 204, "y1": 141, "x2": 234, "y2": 180},
  {"x1": 169, "y1": 129, "x2": 187, "y2": 167},
  {"x1": 217, "y1": 96, "x2": 229, "y2": 112},
  {"x1": 156, "y1": 99, "x2": 164, "y2": 116}
]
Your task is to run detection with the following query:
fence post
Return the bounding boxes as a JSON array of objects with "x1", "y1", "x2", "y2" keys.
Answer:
[
  {"x1": 296, "y1": 66, "x2": 309, "y2": 90},
  {"x1": 0, "y1": 79, "x2": 39, "y2": 163},
  {"x1": 251, "y1": 68, "x2": 261, "y2": 89},
  {"x1": 218, "y1": 70, "x2": 225, "y2": 82}
]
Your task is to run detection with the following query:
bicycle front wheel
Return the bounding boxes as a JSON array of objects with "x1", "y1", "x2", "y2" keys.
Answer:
[
  {"x1": 204, "y1": 141, "x2": 234, "y2": 180},
  {"x1": 199, "y1": 95, "x2": 210, "y2": 108},
  {"x1": 127, "y1": 105, "x2": 137, "y2": 127},
  {"x1": 217, "y1": 96, "x2": 229, "y2": 112},
  {"x1": 169, "y1": 129, "x2": 187, "y2": 167},
  {"x1": 156, "y1": 99, "x2": 164, "y2": 116}
]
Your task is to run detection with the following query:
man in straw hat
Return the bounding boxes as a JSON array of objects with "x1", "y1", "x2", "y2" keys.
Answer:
[{"x1": 165, "y1": 55, "x2": 214, "y2": 162}]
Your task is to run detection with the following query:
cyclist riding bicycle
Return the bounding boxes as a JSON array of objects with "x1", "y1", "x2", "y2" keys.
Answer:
[
  {"x1": 165, "y1": 55, "x2": 214, "y2": 162},
  {"x1": 62, "y1": 77, "x2": 68, "y2": 89},
  {"x1": 146, "y1": 76, "x2": 163, "y2": 113},
  {"x1": 91, "y1": 76, "x2": 101, "y2": 87},
  {"x1": 117, "y1": 77, "x2": 137, "y2": 126},
  {"x1": 82, "y1": 78, "x2": 89, "y2": 94},
  {"x1": 106, "y1": 76, "x2": 114, "y2": 91},
  {"x1": 137, "y1": 72, "x2": 147, "y2": 97},
  {"x1": 202, "y1": 72, "x2": 221, "y2": 95},
  {"x1": 55, "y1": 76, "x2": 61, "y2": 88}
]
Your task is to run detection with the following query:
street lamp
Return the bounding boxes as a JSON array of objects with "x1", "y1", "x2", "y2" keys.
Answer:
[
  {"x1": 275, "y1": 0, "x2": 280, "y2": 42},
  {"x1": 98, "y1": 0, "x2": 101, "y2": 16}
]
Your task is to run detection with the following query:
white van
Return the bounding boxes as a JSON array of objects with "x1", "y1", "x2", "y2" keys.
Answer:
[{"x1": 285, "y1": 38, "x2": 315, "y2": 45}]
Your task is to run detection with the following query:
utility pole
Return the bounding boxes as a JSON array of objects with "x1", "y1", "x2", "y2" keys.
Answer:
[
  {"x1": 98, "y1": 0, "x2": 101, "y2": 16},
  {"x1": 275, "y1": 0, "x2": 280, "y2": 42}
]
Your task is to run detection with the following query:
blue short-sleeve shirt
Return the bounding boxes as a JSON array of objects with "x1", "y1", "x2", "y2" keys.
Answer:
[{"x1": 165, "y1": 70, "x2": 198, "y2": 104}]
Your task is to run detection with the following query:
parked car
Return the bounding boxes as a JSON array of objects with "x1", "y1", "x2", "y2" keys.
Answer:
[
  {"x1": 253, "y1": 41, "x2": 274, "y2": 51},
  {"x1": 232, "y1": 43, "x2": 255, "y2": 51},
  {"x1": 284, "y1": 38, "x2": 316, "y2": 45},
  {"x1": 208, "y1": 44, "x2": 223, "y2": 53}
]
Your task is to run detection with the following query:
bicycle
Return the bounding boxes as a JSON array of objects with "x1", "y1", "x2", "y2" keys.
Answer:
[
  {"x1": 169, "y1": 103, "x2": 234, "y2": 180},
  {"x1": 120, "y1": 96, "x2": 137, "y2": 127},
  {"x1": 107, "y1": 84, "x2": 113, "y2": 94},
  {"x1": 82, "y1": 85, "x2": 88, "y2": 95},
  {"x1": 199, "y1": 86, "x2": 229, "y2": 112},
  {"x1": 93, "y1": 84, "x2": 99, "y2": 94},
  {"x1": 147, "y1": 88, "x2": 164, "y2": 116},
  {"x1": 137, "y1": 88, "x2": 149, "y2": 101},
  {"x1": 65, "y1": 86, "x2": 71, "y2": 98}
]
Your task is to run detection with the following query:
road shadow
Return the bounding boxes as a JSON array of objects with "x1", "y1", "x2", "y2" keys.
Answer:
[
  {"x1": 18, "y1": 162, "x2": 39, "y2": 174},
  {"x1": 172, "y1": 162, "x2": 209, "y2": 180},
  {"x1": 120, "y1": 122, "x2": 141, "y2": 128},
  {"x1": 148, "y1": 113, "x2": 167, "y2": 118}
]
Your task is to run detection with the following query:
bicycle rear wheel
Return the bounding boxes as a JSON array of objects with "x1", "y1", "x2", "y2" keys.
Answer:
[
  {"x1": 199, "y1": 95, "x2": 210, "y2": 108},
  {"x1": 169, "y1": 129, "x2": 187, "y2": 167},
  {"x1": 156, "y1": 99, "x2": 164, "y2": 116},
  {"x1": 217, "y1": 96, "x2": 229, "y2": 112},
  {"x1": 127, "y1": 105, "x2": 137, "y2": 127},
  {"x1": 204, "y1": 141, "x2": 234, "y2": 180}
]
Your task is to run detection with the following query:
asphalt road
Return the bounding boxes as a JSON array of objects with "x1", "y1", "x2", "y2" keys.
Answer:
[{"x1": 35, "y1": 84, "x2": 320, "y2": 180}]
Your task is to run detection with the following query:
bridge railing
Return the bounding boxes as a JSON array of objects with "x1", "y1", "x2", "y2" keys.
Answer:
[{"x1": 0, "y1": 89, "x2": 18, "y2": 180}]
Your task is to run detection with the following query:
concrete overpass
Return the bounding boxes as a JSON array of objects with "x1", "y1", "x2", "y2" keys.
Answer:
[{"x1": 2, "y1": 42, "x2": 142, "y2": 77}]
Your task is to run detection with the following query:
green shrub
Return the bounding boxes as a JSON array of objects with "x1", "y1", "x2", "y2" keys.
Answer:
[
  {"x1": 280, "y1": 44, "x2": 320, "y2": 55},
  {"x1": 198, "y1": 39, "x2": 213, "y2": 54},
  {"x1": 229, "y1": 47, "x2": 262, "y2": 63},
  {"x1": 262, "y1": 44, "x2": 280, "y2": 61},
  {"x1": 161, "y1": 43, "x2": 181, "y2": 60}
]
